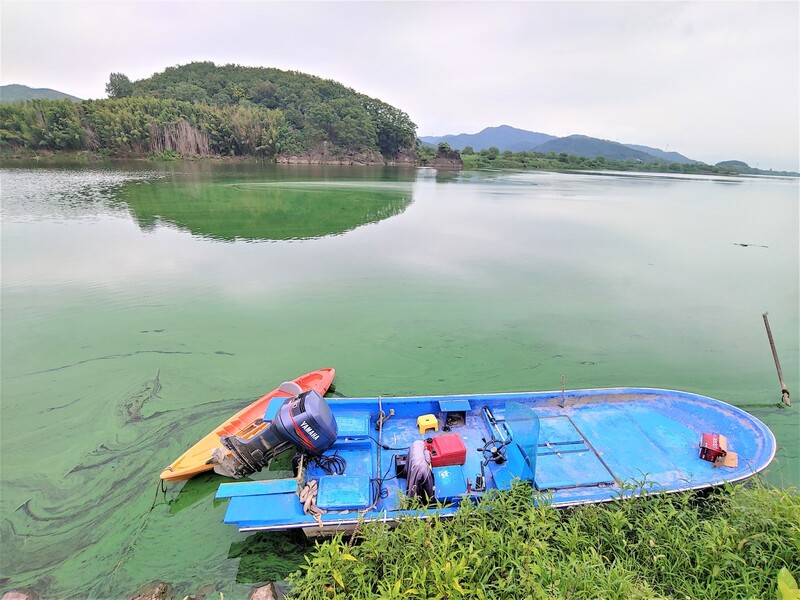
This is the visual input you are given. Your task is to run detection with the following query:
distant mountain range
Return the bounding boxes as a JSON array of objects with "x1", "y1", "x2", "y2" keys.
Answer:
[
  {"x1": 4, "y1": 80, "x2": 791, "y2": 173},
  {"x1": 419, "y1": 125, "x2": 557, "y2": 153},
  {"x1": 420, "y1": 125, "x2": 696, "y2": 164},
  {"x1": 0, "y1": 84, "x2": 82, "y2": 103}
]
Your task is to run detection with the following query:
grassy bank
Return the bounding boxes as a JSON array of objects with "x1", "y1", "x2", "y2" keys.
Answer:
[
  {"x1": 3, "y1": 147, "x2": 797, "y2": 177},
  {"x1": 287, "y1": 482, "x2": 800, "y2": 599},
  {"x1": 459, "y1": 150, "x2": 736, "y2": 176},
  {"x1": 0, "y1": 148, "x2": 264, "y2": 162}
]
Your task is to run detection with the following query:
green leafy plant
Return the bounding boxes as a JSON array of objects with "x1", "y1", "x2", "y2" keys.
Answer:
[
  {"x1": 778, "y1": 568, "x2": 800, "y2": 600},
  {"x1": 287, "y1": 481, "x2": 800, "y2": 599}
]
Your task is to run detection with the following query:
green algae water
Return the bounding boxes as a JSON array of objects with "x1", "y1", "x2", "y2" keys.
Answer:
[{"x1": 1, "y1": 162, "x2": 798, "y2": 599}]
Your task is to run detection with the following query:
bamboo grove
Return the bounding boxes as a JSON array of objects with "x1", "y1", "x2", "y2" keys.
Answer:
[{"x1": 0, "y1": 62, "x2": 417, "y2": 160}]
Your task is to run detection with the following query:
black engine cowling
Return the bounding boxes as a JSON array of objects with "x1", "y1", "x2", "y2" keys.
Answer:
[{"x1": 212, "y1": 389, "x2": 338, "y2": 478}]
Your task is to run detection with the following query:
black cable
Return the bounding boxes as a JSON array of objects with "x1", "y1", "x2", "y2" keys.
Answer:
[
  {"x1": 310, "y1": 451, "x2": 347, "y2": 475},
  {"x1": 365, "y1": 453, "x2": 403, "y2": 502},
  {"x1": 370, "y1": 476, "x2": 390, "y2": 499},
  {"x1": 381, "y1": 453, "x2": 400, "y2": 482}
]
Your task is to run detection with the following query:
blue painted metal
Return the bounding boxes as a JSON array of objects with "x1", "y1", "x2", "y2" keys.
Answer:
[
  {"x1": 438, "y1": 399, "x2": 472, "y2": 413},
  {"x1": 534, "y1": 416, "x2": 614, "y2": 490},
  {"x1": 216, "y1": 479, "x2": 297, "y2": 498},
  {"x1": 433, "y1": 466, "x2": 467, "y2": 502},
  {"x1": 216, "y1": 387, "x2": 776, "y2": 535},
  {"x1": 317, "y1": 475, "x2": 371, "y2": 510},
  {"x1": 262, "y1": 396, "x2": 285, "y2": 422},
  {"x1": 335, "y1": 413, "x2": 371, "y2": 438}
]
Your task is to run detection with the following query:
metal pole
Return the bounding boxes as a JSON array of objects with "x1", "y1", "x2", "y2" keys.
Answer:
[{"x1": 762, "y1": 312, "x2": 791, "y2": 407}]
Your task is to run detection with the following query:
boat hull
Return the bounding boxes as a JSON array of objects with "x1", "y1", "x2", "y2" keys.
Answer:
[
  {"x1": 160, "y1": 368, "x2": 335, "y2": 482},
  {"x1": 216, "y1": 387, "x2": 776, "y2": 535}
]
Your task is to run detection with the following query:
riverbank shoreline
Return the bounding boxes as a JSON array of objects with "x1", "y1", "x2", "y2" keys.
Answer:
[
  {"x1": 4, "y1": 485, "x2": 796, "y2": 600},
  {"x1": 8, "y1": 150, "x2": 795, "y2": 177},
  {"x1": 0, "y1": 147, "x2": 464, "y2": 170},
  {"x1": 1, "y1": 581, "x2": 287, "y2": 600}
]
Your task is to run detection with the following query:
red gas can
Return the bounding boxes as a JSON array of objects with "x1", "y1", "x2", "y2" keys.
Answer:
[
  {"x1": 425, "y1": 434, "x2": 467, "y2": 467},
  {"x1": 699, "y1": 433, "x2": 727, "y2": 463}
]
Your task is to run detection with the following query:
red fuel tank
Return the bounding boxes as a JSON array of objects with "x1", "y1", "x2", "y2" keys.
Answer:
[{"x1": 425, "y1": 434, "x2": 467, "y2": 467}]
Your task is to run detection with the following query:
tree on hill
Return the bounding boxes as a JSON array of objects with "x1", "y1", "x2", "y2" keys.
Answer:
[{"x1": 106, "y1": 73, "x2": 133, "y2": 98}]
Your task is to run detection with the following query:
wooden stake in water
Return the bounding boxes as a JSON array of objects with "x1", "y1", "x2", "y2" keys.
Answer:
[{"x1": 762, "y1": 312, "x2": 792, "y2": 407}]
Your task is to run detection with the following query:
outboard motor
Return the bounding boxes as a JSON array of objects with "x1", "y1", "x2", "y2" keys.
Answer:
[
  {"x1": 405, "y1": 440, "x2": 435, "y2": 502},
  {"x1": 212, "y1": 389, "x2": 338, "y2": 478}
]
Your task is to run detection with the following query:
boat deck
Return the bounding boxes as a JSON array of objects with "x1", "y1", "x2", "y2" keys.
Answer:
[{"x1": 216, "y1": 388, "x2": 775, "y2": 535}]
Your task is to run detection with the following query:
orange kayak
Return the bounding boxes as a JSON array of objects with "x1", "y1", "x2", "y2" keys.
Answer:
[{"x1": 160, "y1": 368, "x2": 335, "y2": 482}]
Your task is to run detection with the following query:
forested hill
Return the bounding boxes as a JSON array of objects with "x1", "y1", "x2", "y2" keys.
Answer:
[
  {"x1": 422, "y1": 127, "x2": 698, "y2": 164},
  {"x1": 0, "y1": 62, "x2": 417, "y2": 161},
  {"x1": 533, "y1": 135, "x2": 660, "y2": 162}
]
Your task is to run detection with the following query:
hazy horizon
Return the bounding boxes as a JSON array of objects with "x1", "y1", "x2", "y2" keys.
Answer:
[{"x1": 1, "y1": 1, "x2": 798, "y2": 171}]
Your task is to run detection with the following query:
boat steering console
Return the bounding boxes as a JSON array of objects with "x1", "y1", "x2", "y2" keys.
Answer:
[{"x1": 473, "y1": 406, "x2": 513, "y2": 491}]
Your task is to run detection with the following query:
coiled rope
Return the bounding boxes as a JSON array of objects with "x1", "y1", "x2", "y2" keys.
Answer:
[{"x1": 299, "y1": 479, "x2": 325, "y2": 525}]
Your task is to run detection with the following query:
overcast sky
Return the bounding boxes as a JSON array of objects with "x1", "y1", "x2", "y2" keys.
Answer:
[{"x1": 1, "y1": 1, "x2": 798, "y2": 170}]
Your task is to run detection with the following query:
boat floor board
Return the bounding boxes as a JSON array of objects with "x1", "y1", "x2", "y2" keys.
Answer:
[
  {"x1": 535, "y1": 416, "x2": 615, "y2": 491},
  {"x1": 217, "y1": 479, "x2": 298, "y2": 498}
]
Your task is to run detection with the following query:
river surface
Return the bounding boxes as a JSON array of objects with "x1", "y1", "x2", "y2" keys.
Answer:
[{"x1": 1, "y1": 162, "x2": 798, "y2": 598}]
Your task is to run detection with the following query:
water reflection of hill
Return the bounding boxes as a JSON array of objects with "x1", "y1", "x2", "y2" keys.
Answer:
[{"x1": 122, "y1": 180, "x2": 414, "y2": 241}]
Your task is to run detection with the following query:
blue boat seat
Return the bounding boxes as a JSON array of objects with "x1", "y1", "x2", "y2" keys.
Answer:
[
  {"x1": 335, "y1": 412, "x2": 371, "y2": 440},
  {"x1": 216, "y1": 478, "x2": 297, "y2": 498},
  {"x1": 438, "y1": 399, "x2": 471, "y2": 413},
  {"x1": 224, "y1": 492, "x2": 305, "y2": 528},
  {"x1": 218, "y1": 481, "x2": 305, "y2": 529},
  {"x1": 316, "y1": 475, "x2": 371, "y2": 510},
  {"x1": 433, "y1": 465, "x2": 467, "y2": 502}
]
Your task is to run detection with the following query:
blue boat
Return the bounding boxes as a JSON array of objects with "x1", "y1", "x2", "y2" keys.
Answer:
[{"x1": 213, "y1": 387, "x2": 776, "y2": 536}]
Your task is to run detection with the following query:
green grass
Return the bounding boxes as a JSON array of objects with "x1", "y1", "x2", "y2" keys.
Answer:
[{"x1": 287, "y1": 482, "x2": 800, "y2": 599}]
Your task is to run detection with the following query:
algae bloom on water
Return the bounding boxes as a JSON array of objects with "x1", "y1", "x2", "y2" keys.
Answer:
[{"x1": 288, "y1": 482, "x2": 800, "y2": 599}]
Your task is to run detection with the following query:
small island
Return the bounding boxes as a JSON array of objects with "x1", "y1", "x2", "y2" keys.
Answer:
[{"x1": 0, "y1": 62, "x2": 418, "y2": 166}]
